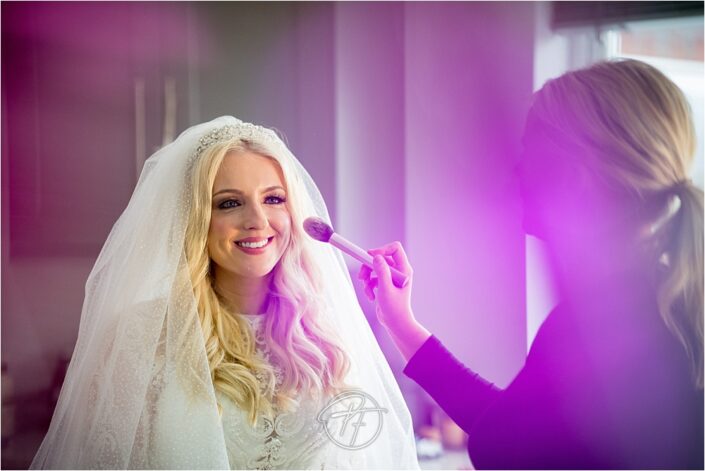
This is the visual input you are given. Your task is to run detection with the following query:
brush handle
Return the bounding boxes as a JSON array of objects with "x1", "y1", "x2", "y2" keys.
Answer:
[{"x1": 329, "y1": 233, "x2": 410, "y2": 288}]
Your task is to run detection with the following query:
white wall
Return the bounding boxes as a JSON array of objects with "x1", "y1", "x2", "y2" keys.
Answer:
[
  {"x1": 335, "y1": 2, "x2": 534, "y2": 388},
  {"x1": 404, "y1": 2, "x2": 532, "y2": 387},
  {"x1": 335, "y1": 2, "x2": 406, "y2": 249}
]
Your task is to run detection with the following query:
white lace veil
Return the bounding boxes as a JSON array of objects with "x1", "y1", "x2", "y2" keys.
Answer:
[{"x1": 30, "y1": 116, "x2": 419, "y2": 469}]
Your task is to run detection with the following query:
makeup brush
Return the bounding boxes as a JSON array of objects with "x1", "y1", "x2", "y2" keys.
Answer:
[{"x1": 303, "y1": 217, "x2": 410, "y2": 288}]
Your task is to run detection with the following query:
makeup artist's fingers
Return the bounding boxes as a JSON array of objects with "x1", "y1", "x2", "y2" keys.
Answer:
[
  {"x1": 364, "y1": 278, "x2": 378, "y2": 301},
  {"x1": 367, "y1": 277, "x2": 379, "y2": 292},
  {"x1": 363, "y1": 276, "x2": 378, "y2": 289},
  {"x1": 373, "y1": 255, "x2": 393, "y2": 289},
  {"x1": 364, "y1": 284, "x2": 375, "y2": 301},
  {"x1": 368, "y1": 241, "x2": 413, "y2": 275},
  {"x1": 367, "y1": 254, "x2": 395, "y2": 269},
  {"x1": 358, "y1": 264, "x2": 372, "y2": 281}
]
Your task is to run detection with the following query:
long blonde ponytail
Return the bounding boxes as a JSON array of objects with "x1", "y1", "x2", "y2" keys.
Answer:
[{"x1": 657, "y1": 182, "x2": 703, "y2": 388}]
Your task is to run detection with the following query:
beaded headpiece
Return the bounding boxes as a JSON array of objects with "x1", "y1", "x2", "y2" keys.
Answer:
[{"x1": 193, "y1": 121, "x2": 279, "y2": 161}]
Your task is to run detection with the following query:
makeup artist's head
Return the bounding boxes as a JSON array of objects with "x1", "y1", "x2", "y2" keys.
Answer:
[
  {"x1": 519, "y1": 59, "x2": 698, "y2": 247},
  {"x1": 518, "y1": 59, "x2": 703, "y2": 388}
]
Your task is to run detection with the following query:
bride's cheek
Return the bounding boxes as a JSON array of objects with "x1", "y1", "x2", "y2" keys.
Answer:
[
  {"x1": 210, "y1": 215, "x2": 234, "y2": 239},
  {"x1": 271, "y1": 211, "x2": 292, "y2": 245}
]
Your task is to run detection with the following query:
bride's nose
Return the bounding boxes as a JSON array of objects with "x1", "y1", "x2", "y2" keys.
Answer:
[{"x1": 242, "y1": 202, "x2": 268, "y2": 230}]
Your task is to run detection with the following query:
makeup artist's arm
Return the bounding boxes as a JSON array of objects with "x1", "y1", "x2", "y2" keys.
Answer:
[{"x1": 358, "y1": 242, "x2": 501, "y2": 433}]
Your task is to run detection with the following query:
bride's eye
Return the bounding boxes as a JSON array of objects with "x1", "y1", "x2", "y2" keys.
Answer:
[
  {"x1": 265, "y1": 195, "x2": 287, "y2": 205},
  {"x1": 218, "y1": 199, "x2": 241, "y2": 209}
]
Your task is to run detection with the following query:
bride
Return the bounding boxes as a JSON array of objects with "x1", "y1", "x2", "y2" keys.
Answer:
[{"x1": 30, "y1": 116, "x2": 419, "y2": 469}]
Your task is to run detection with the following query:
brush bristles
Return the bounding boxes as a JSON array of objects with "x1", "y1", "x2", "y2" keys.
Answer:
[{"x1": 303, "y1": 217, "x2": 334, "y2": 242}]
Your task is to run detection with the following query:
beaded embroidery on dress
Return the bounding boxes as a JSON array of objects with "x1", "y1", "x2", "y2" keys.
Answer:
[{"x1": 219, "y1": 315, "x2": 332, "y2": 470}]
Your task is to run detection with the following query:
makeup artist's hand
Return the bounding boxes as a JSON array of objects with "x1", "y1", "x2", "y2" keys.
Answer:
[{"x1": 357, "y1": 242, "x2": 431, "y2": 362}]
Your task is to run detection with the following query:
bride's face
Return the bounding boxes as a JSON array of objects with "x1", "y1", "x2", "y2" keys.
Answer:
[{"x1": 208, "y1": 150, "x2": 291, "y2": 280}]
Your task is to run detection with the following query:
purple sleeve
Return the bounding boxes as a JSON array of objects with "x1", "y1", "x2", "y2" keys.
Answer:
[{"x1": 403, "y1": 335, "x2": 501, "y2": 434}]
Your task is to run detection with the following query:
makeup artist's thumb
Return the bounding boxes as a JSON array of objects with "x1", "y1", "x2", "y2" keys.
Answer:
[{"x1": 373, "y1": 255, "x2": 393, "y2": 289}]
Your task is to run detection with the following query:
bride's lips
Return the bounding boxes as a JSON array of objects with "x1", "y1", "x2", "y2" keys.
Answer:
[{"x1": 234, "y1": 236, "x2": 274, "y2": 255}]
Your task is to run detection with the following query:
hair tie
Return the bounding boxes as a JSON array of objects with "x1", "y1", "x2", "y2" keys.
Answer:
[{"x1": 647, "y1": 187, "x2": 685, "y2": 236}]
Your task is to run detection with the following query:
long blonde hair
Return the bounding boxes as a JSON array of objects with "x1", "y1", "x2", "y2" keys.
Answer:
[
  {"x1": 183, "y1": 136, "x2": 350, "y2": 423},
  {"x1": 532, "y1": 59, "x2": 703, "y2": 389}
]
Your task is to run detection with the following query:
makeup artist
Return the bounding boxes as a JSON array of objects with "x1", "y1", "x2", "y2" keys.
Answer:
[{"x1": 358, "y1": 59, "x2": 704, "y2": 470}]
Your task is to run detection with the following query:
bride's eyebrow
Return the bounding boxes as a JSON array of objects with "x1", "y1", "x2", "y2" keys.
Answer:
[{"x1": 213, "y1": 186, "x2": 286, "y2": 197}]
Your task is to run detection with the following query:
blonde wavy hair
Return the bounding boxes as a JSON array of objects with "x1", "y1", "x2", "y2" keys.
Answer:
[
  {"x1": 183, "y1": 135, "x2": 350, "y2": 424},
  {"x1": 531, "y1": 59, "x2": 703, "y2": 389}
]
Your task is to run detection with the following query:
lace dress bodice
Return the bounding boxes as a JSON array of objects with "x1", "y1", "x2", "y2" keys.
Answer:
[
  {"x1": 151, "y1": 314, "x2": 340, "y2": 470},
  {"x1": 220, "y1": 314, "x2": 332, "y2": 469}
]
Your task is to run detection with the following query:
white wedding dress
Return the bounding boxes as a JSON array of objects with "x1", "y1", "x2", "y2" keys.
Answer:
[
  {"x1": 30, "y1": 117, "x2": 419, "y2": 470},
  {"x1": 151, "y1": 314, "x2": 362, "y2": 470}
]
